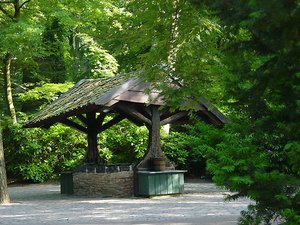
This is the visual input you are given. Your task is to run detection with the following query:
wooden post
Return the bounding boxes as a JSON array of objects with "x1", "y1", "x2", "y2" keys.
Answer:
[
  {"x1": 149, "y1": 105, "x2": 163, "y2": 158},
  {"x1": 86, "y1": 112, "x2": 99, "y2": 164},
  {"x1": 61, "y1": 112, "x2": 125, "y2": 164},
  {"x1": 135, "y1": 105, "x2": 165, "y2": 171}
]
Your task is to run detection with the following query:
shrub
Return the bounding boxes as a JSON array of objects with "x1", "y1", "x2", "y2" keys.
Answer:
[
  {"x1": 3, "y1": 117, "x2": 86, "y2": 182},
  {"x1": 100, "y1": 118, "x2": 148, "y2": 164}
]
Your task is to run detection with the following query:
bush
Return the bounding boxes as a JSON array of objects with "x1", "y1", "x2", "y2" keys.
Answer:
[
  {"x1": 3, "y1": 117, "x2": 86, "y2": 182},
  {"x1": 100, "y1": 118, "x2": 148, "y2": 164},
  {"x1": 182, "y1": 120, "x2": 300, "y2": 224},
  {"x1": 162, "y1": 131, "x2": 189, "y2": 169},
  {"x1": 161, "y1": 123, "x2": 215, "y2": 178}
]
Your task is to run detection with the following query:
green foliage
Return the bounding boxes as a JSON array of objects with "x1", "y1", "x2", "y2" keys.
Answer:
[
  {"x1": 17, "y1": 82, "x2": 73, "y2": 112},
  {"x1": 105, "y1": 0, "x2": 226, "y2": 106},
  {"x1": 3, "y1": 118, "x2": 86, "y2": 182},
  {"x1": 281, "y1": 208, "x2": 300, "y2": 225},
  {"x1": 168, "y1": 118, "x2": 300, "y2": 224},
  {"x1": 1, "y1": 2, "x2": 299, "y2": 224},
  {"x1": 40, "y1": 17, "x2": 68, "y2": 83},
  {"x1": 161, "y1": 124, "x2": 215, "y2": 178},
  {"x1": 68, "y1": 33, "x2": 119, "y2": 80},
  {"x1": 162, "y1": 131, "x2": 189, "y2": 168},
  {"x1": 0, "y1": 5, "x2": 44, "y2": 58},
  {"x1": 100, "y1": 118, "x2": 148, "y2": 164},
  {"x1": 193, "y1": 1, "x2": 300, "y2": 224},
  {"x1": 16, "y1": 163, "x2": 54, "y2": 184}
]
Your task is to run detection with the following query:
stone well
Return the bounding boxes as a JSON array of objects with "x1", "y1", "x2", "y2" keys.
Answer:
[
  {"x1": 70, "y1": 164, "x2": 134, "y2": 198},
  {"x1": 73, "y1": 171, "x2": 134, "y2": 197}
]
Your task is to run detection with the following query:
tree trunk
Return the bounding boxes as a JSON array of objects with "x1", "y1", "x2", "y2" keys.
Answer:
[
  {"x1": 3, "y1": 53, "x2": 17, "y2": 124},
  {"x1": 167, "y1": 0, "x2": 182, "y2": 74},
  {"x1": 1, "y1": 0, "x2": 28, "y2": 124},
  {"x1": 0, "y1": 124, "x2": 10, "y2": 204},
  {"x1": 13, "y1": 0, "x2": 21, "y2": 18}
]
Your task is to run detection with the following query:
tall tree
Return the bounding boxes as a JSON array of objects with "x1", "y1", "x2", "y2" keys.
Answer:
[
  {"x1": 0, "y1": 121, "x2": 9, "y2": 204},
  {"x1": 167, "y1": 0, "x2": 182, "y2": 75},
  {"x1": 0, "y1": 0, "x2": 21, "y2": 124},
  {"x1": 34, "y1": 0, "x2": 120, "y2": 82},
  {"x1": 103, "y1": 0, "x2": 224, "y2": 107},
  {"x1": 0, "y1": 0, "x2": 120, "y2": 122},
  {"x1": 2, "y1": 53, "x2": 16, "y2": 124},
  {"x1": 40, "y1": 17, "x2": 67, "y2": 83},
  {"x1": 67, "y1": 32, "x2": 119, "y2": 81},
  {"x1": 197, "y1": 1, "x2": 300, "y2": 224},
  {"x1": 0, "y1": 0, "x2": 37, "y2": 124}
]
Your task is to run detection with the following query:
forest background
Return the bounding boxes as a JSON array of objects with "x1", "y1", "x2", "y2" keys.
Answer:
[{"x1": 0, "y1": 0, "x2": 299, "y2": 224}]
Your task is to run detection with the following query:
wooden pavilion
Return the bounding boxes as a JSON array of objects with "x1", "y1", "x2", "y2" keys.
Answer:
[{"x1": 24, "y1": 74, "x2": 227, "y2": 196}]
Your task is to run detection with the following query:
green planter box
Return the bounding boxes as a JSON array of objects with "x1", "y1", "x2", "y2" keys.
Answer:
[
  {"x1": 138, "y1": 170, "x2": 186, "y2": 196},
  {"x1": 60, "y1": 172, "x2": 74, "y2": 194}
]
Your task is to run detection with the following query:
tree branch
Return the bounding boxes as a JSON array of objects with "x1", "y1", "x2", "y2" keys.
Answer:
[{"x1": 19, "y1": 0, "x2": 30, "y2": 9}]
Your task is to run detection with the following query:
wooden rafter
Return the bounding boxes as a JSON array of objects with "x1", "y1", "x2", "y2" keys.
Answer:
[
  {"x1": 141, "y1": 107, "x2": 152, "y2": 118},
  {"x1": 116, "y1": 103, "x2": 151, "y2": 126},
  {"x1": 60, "y1": 119, "x2": 88, "y2": 134},
  {"x1": 95, "y1": 113, "x2": 106, "y2": 127},
  {"x1": 76, "y1": 114, "x2": 87, "y2": 125},
  {"x1": 159, "y1": 107, "x2": 170, "y2": 117},
  {"x1": 97, "y1": 114, "x2": 126, "y2": 133},
  {"x1": 160, "y1": 111, "x2": 188, "y2": 126}
]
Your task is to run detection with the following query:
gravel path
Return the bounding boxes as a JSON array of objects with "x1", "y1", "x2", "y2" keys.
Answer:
[{"x1": 0, "y1": 179, "x2": 251, "y2": 225}]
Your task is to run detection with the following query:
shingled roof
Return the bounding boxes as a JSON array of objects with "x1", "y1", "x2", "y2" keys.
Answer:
[
  {"x1": 24, "y1": 74, "x2": 228, "y2": 128},
  {"x1": 24, "y1": 75, "x2": 136, "y2": 128}
]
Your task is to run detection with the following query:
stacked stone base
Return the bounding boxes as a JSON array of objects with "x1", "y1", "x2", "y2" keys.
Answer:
[{"x1": 73, "y1": 171, "x2": 134, "y2": 197}]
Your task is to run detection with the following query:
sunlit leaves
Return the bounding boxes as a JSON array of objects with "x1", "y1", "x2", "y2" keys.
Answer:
[
  {"x1": 17, "y1": 82, "x2": 73, "y2": 106},
  {"x1": 74, "y1": 33, "x2": 118, "y2": 78},
  {"x1": 105, "y1": 0, "x2": 227, "y2": 109},
  {"x1": 0, "y1": 11, "x2": 44, "y2": 59}
]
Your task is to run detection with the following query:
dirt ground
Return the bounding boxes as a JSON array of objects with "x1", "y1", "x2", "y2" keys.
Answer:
[{"x1": 0, "y1": 179, "x2": 251, "y2": 225}]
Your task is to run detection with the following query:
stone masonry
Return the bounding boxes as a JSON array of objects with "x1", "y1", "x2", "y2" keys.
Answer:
[{"x1": 73, "y1": 171, "x2": 134, "y2": 197}]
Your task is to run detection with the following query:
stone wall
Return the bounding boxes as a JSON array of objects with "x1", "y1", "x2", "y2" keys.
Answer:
[{"x1": 73, "y1": 171, "x2": 134, "y2": 197}]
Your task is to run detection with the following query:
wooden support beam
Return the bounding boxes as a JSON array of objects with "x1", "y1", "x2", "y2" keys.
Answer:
[
  {"x1": 135, "y1": 105, "x2": 164, "y2": 170},
  {"x1": 86, "y1": 112, "x2": 99, "y2": 164},
  {"x1": 76, "y1": 115, "x2": 87, "y2": 125},
  {"x1": 116, "y1": 103, "x2": 152, "y2": 126},
  {"x1": 149, "y1": 105, "x2": 163, "y2": 158},
  {"x1": 118, "y1": 112, "x2": 145, "y2": 127},
  {"x1": 142, "y1": 107, "x2": 152, "y2": 118},
  {"x1": 129, "y1": 110, "x2": 151, "y2": 126},
  {"x1": 160, "y1": 111, "x2": 188, "y2": 126},
  {"x1": 95, "y1": 113, "x2": 106, "y2": 126},
  {"x1": 97, "y1": 114, "x2": 125, "y2": 133},
  {"x1": 60, "y1": 119, "x2": 88, "y2": 134},
  {"x1": 159, "y1": 107, "x2": 170, "y2": 117}
]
